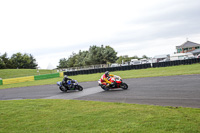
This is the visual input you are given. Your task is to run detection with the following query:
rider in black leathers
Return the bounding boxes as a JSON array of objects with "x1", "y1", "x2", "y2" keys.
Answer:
[{"x1": 62, "y1": 75, "x2": 72, "y2": 88}]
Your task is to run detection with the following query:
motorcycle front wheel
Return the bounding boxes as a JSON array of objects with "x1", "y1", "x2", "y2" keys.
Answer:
[
  {"x1": 78, "y1": 85, "x2": 83, "y2": 91},
  {"x1": 59, "y1": 86, "x2": 67, "y2": 92},
  {"x1": 101, "y1": 85, "x2": 110, "y2": 91},
  {"x1": 121, "y1": 83, "x2": 128, "y2": 90}
]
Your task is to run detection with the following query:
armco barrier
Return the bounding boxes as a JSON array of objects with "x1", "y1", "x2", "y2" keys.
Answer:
[
  {"x1": 34, "y1": 73, "x2": 60, "y2": 80},
  {"x1": 0, "y1": 72, "x2": 64, "y2": 86},
  {"x1": 3, "y1": 76, "x2": 34, "y2": 85}
]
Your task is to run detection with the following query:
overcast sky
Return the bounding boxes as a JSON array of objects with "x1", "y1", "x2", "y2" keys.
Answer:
[{"x1": 1, "y1": 0, "x2": 200, "y2": 69}]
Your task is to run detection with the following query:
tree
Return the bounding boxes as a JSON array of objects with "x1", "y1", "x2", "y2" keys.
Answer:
[
  {"x1": 57, "y1": 45, "x2": 118, "y2": 68},
  {"x1": 74, "y1": 50, "x2": 88, "y2": 67},
  {"x1": 57, "y1": 58, "x2": 68, "y2": 68},
  {"x1": 131, "y1": 55, "x2": 139, "y2": 59},
  {"x1": 29, "y1": 54, "x2": 38, "y2": 69},
  {"x1": 116, "y1": 55, "x2": 130, "y2": 64},
  {"x1": 0, "y1": 58, "x2": 6, "y2": 69},
  {"x1": 88, "y1": 45, "x2": 102, "y2": 65},
  {"x1": 0, "y1": 52, "x2": 37, "y2": 69},
  {"x1": 0, "y1": 53, "x2": 12, "y2": 68},
  {"x1": 142, "y1": 55, "x2": 148, "y2": 59},
  {"x1": 102, "y1": 46, "x2": 117, "y2": 64},
  {"x1": 67, "y1": 52, "x2": 77, "y2": 68},
  {"x1": 10, "y1": 52, "x2": 38, "y2": 69}
]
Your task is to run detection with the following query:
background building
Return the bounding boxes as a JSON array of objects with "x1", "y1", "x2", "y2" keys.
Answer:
[{"x1": 176, "y1": 41, "x2": 200, "y2": 53}]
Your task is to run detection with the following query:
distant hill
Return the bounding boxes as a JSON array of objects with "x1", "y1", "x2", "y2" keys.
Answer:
[{"x1": 0, "y1": 69, "x2": 56, "y2": 79}]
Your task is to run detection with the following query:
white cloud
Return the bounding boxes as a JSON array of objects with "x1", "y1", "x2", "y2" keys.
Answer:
[{"x1": 1, "y1": 0, "x2": 200, "y2": 69}]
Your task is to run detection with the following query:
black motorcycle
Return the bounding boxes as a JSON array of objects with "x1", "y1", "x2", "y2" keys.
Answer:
[{"x1": 57, "y1": 80, "x2": 83, "y2": 92}]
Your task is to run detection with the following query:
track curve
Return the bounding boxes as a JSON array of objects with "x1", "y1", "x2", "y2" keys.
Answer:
[{"x1": 0, "y1": 75, "x2": 200, "y2": 108}]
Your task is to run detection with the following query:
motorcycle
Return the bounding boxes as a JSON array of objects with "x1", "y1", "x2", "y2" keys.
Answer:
[
  {"x1": 98, "y1": 75, "x2": 128, "y2": 91},
  {"x1": 57, "y1": 80, "x2": 83, "y2": 92}
]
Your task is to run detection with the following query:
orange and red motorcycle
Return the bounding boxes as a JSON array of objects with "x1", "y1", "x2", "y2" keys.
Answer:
[{"x1": 98, "y1": 75, "x2": 128, "y2": 91}]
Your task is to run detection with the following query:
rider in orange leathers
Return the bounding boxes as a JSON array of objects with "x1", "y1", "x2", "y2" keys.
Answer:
[{"x1": 100, "y1": 71, "x2": 114, "y2": 86}]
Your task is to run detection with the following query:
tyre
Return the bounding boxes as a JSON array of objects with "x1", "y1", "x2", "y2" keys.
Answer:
[
  {"x1": 78, "y1": 85, "x2": 83, "y2": 91},
  {"x1": 59, "y1": 86, "x2": 67, "y2": 92},
  {"x1": 101, "y1": 85, "x2": 109, "y2": 91},
  {"x1": 121, "y1": 83, "x2": 128, "y2": 90}
]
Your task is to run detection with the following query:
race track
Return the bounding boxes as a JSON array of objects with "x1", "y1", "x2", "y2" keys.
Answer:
[{"x1": 0, "y1": 75, "x2": 200, "y2": 108}]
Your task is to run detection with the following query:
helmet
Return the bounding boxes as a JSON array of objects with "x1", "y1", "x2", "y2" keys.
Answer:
[
  {"x1": 64, "y1": 75, "x2": 68, "y2": 79},
  {"x1": 105, "y1": 71, "x2": 109, "y2": 77}
]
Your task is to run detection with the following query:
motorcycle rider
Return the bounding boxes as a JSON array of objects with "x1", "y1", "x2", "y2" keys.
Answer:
[
  {"x1": 100, "y1": 71, "x2": 114, "y2": 87},
  {"x1": 62, "y1": 75, "x2": 72, "y2": 88}
]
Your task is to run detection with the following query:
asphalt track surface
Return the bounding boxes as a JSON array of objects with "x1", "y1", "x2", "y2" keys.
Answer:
[{"x1": 0, "y1": 75, "x2": 200, "y2": 108}]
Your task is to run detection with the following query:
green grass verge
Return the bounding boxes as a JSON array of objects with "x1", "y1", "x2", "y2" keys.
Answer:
[
  {"x1": 1, "y1": 63, "x2": 200, "y2": 89},
  {"x1": 0, "y1": 69, "x2": 58, "y2": 79},
  {"x1": 0, "y1": 99, "x2": 200, "y2": 133},
  {"x1": 1, "y1": 65, "x2": 200, "y2": 132}
]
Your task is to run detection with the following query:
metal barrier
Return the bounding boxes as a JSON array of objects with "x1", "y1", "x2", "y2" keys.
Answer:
[
  {"x1": 34, "y1": 73, "x2": 60, "y2": 80},
  {"x1": 2, "y1": 76, "x2": 34, "y2": 85},
  {"x1": 0, "y1": 72, "x2": 64, "y2": 85}
]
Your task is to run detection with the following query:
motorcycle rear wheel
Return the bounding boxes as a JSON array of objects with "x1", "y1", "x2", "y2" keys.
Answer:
[{"x1": 121, "y1": 83, "x2": 128, "y2": 90}]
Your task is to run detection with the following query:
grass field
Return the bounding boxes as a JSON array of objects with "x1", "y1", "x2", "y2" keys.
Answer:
[
  {"x1": 0, "y1": 99, "x2": 200, "y2": 133},
  {"x1": 0, "y1": 64, "x2": 200, "y2": 132}
]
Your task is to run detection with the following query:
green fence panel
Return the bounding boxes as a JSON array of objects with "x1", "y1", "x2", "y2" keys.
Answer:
[
  {"x1": 0, "y1": 80, "x2": 2, "y2": 85},
  {"x1": 34, "y1": 73, "x2": 60, "y2": 80}
]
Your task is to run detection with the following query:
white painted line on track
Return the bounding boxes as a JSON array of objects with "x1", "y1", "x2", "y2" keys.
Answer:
[{"x1": 43, "y1": 86, "x2": 103, "y2": 99}]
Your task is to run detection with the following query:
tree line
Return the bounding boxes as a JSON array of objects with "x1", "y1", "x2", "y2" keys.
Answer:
[
  {"x1": 57, "y1": 45, "x2": 118, "y2": 68},
  {"x1": 57, "y1": 45, "x2": 148, "y2": 68},
  {"x1": 1, "y1": 45, "x2": 148, "y2": 69},
  {"x1": 0, "y1": 52, "x2": 38, "y2": 69}
]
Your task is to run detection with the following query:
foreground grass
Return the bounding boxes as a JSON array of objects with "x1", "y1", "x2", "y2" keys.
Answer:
[
  {"x1": 0, "y1": 69, "x2": 58, "y2": 79},
  {"x1": 0, "y1": 63, "x2": 200, "y2": 89},
  {"x1": 0, "y1": 99, "x2": 200, "y2": 133}
]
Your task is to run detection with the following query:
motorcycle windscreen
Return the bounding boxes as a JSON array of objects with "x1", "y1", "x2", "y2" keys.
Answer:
[{"x1": 57, "y1": 82, "x2": 62, "y2": 86}]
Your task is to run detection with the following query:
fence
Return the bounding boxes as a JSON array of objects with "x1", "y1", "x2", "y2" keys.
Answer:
[
  {"x1": 0, "y1": 80, "x2": 2, "y2": 85},
  {"x1": 3, "y1": 76, "x2": 34, "y2": 85},
  {"x1": 34, "y1": 73, "x2": 60, "y2": 80},
  {"x1": 64, "y1": 58, "x2": 200, "y2": 76}
]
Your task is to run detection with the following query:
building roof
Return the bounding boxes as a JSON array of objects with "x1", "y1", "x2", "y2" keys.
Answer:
[{"x1": 176, "y1": 41, "x2": 200, "y2": 49}]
